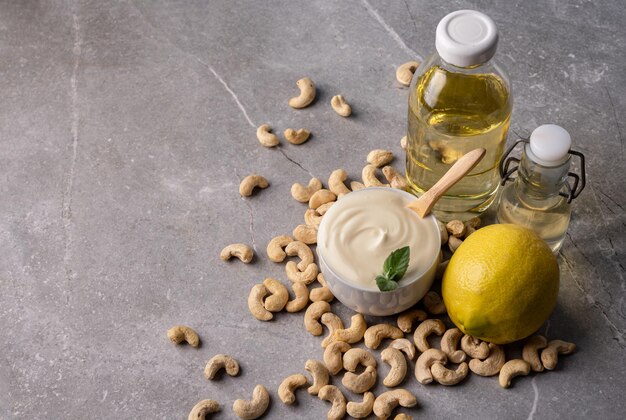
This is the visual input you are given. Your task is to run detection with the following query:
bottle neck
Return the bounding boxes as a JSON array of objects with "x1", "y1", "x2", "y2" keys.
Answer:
[{"x1": 514, "y1": 146, "x2": 571, "y2": 207}]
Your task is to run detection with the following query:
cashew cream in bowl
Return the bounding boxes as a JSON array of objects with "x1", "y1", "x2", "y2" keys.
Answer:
[{"x1": 317, "y1": 187, "x2": 441, "y2": 315}]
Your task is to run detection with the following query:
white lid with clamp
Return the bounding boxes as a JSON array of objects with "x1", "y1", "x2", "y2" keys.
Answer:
[
  {"x1": 436, "y1": 10, "x2": 499, "y2": 67},
  {"x1": 526, "y1": 124, "x2": 572, "y2": 167}
]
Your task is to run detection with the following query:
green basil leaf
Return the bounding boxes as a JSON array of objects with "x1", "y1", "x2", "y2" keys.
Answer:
[
  {"x1": 376, "y1": 275, "x2": 398, "y2": 292},
  {"x1": 383, "y1": 246, "x2": 411, "y2": 282}
]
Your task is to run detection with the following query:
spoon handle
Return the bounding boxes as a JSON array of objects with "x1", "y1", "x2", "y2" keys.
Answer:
[{"x1": 407, "y1": 148, "x2": 486, "y2": 218}]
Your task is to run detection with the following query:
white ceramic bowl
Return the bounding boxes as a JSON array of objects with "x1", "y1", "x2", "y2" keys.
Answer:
[{"x1": 317, "y1": 188, "x2": 441, "y2": 316}]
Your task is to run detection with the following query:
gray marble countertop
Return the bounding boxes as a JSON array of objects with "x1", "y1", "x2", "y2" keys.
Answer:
[{"x1": 1, "y1": 1, "x2": 625, "y2": 419}]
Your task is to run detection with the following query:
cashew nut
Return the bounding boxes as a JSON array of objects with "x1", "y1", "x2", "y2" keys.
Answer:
[
  {"x1": 247, "y1": 284, "x2": 272, "y2": 321},
  {"x1": 346, "y1": 391, "x2": 375, "y2": 418},
  {"x1": 291, "y1": 177, "x2": 323, "y2": 202},
  {"x1": 293, "y1": 224, "x2": 318, "y2": 245},
  {"x1": 541, "y1": 339, "x2": 576, "y2": 370},
  {"x1": 362, "y1": 164, "x2": 390, "y2": 187},
  {"x1": 499, "y1": 359, "x2": 531, "y2": 389},
  {"x1": 284, "y1": 128, "x2": 311, "y2": 145},
  {"x1": 397, "y1": 309, "x2": 427, "y2": 333},
  {"x1": 367, "y1": 149, "x2": 394, "y2": 168},
  {"x1": 266, "y1": 235, "x2": 293, "y2": 262},
  {"x1": 330, "y1": 94, "x2": 352, "y2": 117},
  {"x1": 188, "y1": 399, "x2": 220, "y2": 420},
  {"x1": 316, "y1": 201, "x2": 334, "y2": 215},
  {"x1": 256, "y1": 124, "x2": 279, "y2": 148},
  {"x1": 304, "y1": 301, "x2": 331, "y2": 336},
  {"x1": 413, "y1": 319, "x2": 445, "y2": 353},
  {"x1": 400, "y1": 135, "x2": 408, "y2": 150},
  {"x1": 440, "y1": 328, "x2": 467, "y2": 364},
  {"x1": 167, "y1": 325, "x2": 200, "y2": 347},
  {"x1": 262, "y1": 277, "x2": 289, "y2": 312},
  {"x1": 431, "y1": 362, "x2": 469, "y2": 386},
  {"x1": 373, "y1": 389, "x2": 418, "y2": 420},
  {"x1": 334, "y1": 313, "x2": 367, "y2": 344},
  {"x1": 466, "y1": 216, "x2": 481, "y2": 228},
  {"x1": 343, "y1": 348, "x2": 377, "y2": 371},
  {"x1": 423, "y1": 291, "x2": 446, "y2": 315},
  {"x1": 311, "y1": 272, "x2": 334, "y2": 304},
  {"x1": 437, "y1": 220, "x2": 449, "y2": 246},
  {"x1": 204, "y1": 354, "x2": 240, "y2": 379},
  {"x1": 278, "y1": 373, "x2": 308, "y2": 405},
  {"x1": 342, "y1": 365, "x2": 377, "y2": 393},
  {"x1": 320, "y1": 312, "x2": 344, "y2": 348},
  {"x1": 364, "y1": 324, "x2": 404, "y2": 349},
  {"x1": 522, "y1": 335, "x2": 548, "y2": 372},
  {"x1": 460, "y1": 335, "x2": 489, "y2": 360},
  {"x1": 396, "y1": 61, "x2": 420, "y2": 86},
  {"x1": 309, "y1": 189, "x2": 336, "y2": 209},
  {"x1": 286, "y1": 261, "x2": 318, "y2": 284},
  {"x1": 381, "y1": 347, "x2": 408, "y2": 387},
  {"x1": 389, "y1": 338, "x2": 416, "y2": 361},
  {"x1": 324, "y1": 340, "x2": 351, "y2": 375},
  {"x1": 436, "y1": 260, "x2": 449, "y2": 279},
  {"x1": 350, "y1": 181, "x2": 365, "y2": 191},
  {"x1": 239, "y1": 175, "x2": 269, "y2": 197},
  {"x1": 394, "y1": 414, "x2": 413, "y2": 420},
  {"x1": 288, "y1": 77, "x2": 316, "y2": 109},
  {"x1": 285, "y1": 281, "x2": 309, "y2": 312},
  {"x1": 382, "y1": 166, "x2": 408, "y2": 190},
  {"x1": 318, "y1": 385, "x2": 346, "y2": 420},
  {"x1": 328, "y1": 169, "x2": 351, "y2": 197},
  {"x1": 446, "y1": 220, "x2": 466, "y2": 238},
  {"x1": 464, "y1": 225, "x2": 477, "y2": 238},
  {"x1": 285, "y1": 240, "x2": 314, "y2": 271},
  {"x1": 304, "y1": 209, "x2": 323, "y2": 227},
  {"x1": 220, "y1": 243, "x2": 254, "y2": 264},
  {"x1": 305, "y1": 359, "x2": 330, "y2": 395},
  {"x1": 469, "y1": 343, "x2": 505, "y2": 377},
  {"x1": 232, "y1": 384, "x2": 270, "y2": 420},
  {"x1": 415, "y1": 348, "x2": 447, "y2": 385},
  {"x1": 448, "y1": 235, "x2": 463, "y2": 253}
]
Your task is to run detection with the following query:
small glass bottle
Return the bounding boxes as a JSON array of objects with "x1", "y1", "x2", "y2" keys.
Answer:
[
  {"x1": 406, "y1": 10, "x2": 512, "y2": 222},
  {"x1": 496, "y1": 125, "x2": 582, "y2": 252}
]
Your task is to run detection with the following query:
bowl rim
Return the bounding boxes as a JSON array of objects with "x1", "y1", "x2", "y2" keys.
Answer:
[{"x1": 317, "y1": 187, "x2": 442, "y2": 293}]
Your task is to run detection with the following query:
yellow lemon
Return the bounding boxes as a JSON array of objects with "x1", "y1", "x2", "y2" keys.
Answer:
[{"x1": 442, "y1": 224, "x2": 559, "y2": 344}]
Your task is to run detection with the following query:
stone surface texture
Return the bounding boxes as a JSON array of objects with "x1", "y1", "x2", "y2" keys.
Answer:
[{"x1": 1, "y1": 0, "x2": 625, "y2": 419}]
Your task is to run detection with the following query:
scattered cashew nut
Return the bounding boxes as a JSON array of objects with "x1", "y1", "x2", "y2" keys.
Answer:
[
  {"x1": 415, "y1": 348, "x2": 447, "y2": 385},
  {"x1": 394, "y1": 414, "x2": 413, "y2": 420},
  {"x1": 522, "y1": 335, "x2": 548, "y2": 372},
  {"x1": 311, "y1": 273, "x2": 335, "y2": 304},
  {"x1": 256, "y1": 124, "x2": 279, "y2": 148},
  {"x1": 342, "y1": 365, "x2": 377, "y2": 393},
  {"x1": 220, "y1": 243, "x2": 254, "y2": 264},
  {"x1": 284, "y1": 128, "x2": 311, "y2": 145},
  {"x1": 431, "y1": 362, "x2": 469, "y2": 386},
  {"x1": 266, "y1": 235, "x2": 293, "y2": 262},
  {"x1": 396, "y1": 61, "x2": 420, "y2": 86},
  {"x1": 364, "y1": 324, "x2": 404, "y2": 349},
  {"x1": 239, "y1": 175, "x2": 269, "y2": 197},
  {"x1": 285, "y1": 240, "x2": 314, "y2": 271},
  {"x1": 318, "y1": 385, "x2": 346, "y2": 420},
  {"x1": 440, "y1": 328, "x2": 467, "y2": 364},
  {"x1": 382, "y1": 166, "x2": 408, "y2": 190},
  {"x1": 232, "y1": 384, "x2": 270, "y2": 420},
  {"x1": 499, "y1": 359, "x2": 531, "y2": 389},
  {"x1": 328, "y1": 169, "x2": 351, "y2": 197},
  {"x1": 343, "y1": 348, "x2": 377, "y2": 371},
  {"x1": 469, "y1": 343, "x2": 505, "y2": 377},
  {"x1": 167, "y1": 325, "x2": 200, "y2": 347},
  {"x1": 400, "y1": 135, "x2": 408, "y2": 150},
  {"x1": 397, "y1": 309, "x2": 427, "y2": 333},
  {"x1": 413, "y1": 319, "x2": 445, "y2": 353},
  {"x1": 324, "y1": 340, "x2": 351, "y2": 375},
  {"x1": 320, "y1": 312, "x2": 344, "y2": 348},
  {"x1": 293, "y1": 224, "x2": 318, "y2": 245},
  {"x1": 346, "y1": 391, "x2": 375, "y2": 418},
  {"x1": 423, "y1": 291, "x2": 446, "y2": 315},
  {"x1": 278, "y1": 374, "x2": 308, "y2": 405},
  {"x1": 461, "y1": 335, "x2": 490, "y2": 360},
  {"x1": 291, "y1": 178, "x2": 322, "y2": 202},
  {"x1": 367, "y1": 149, "x2": 394, "y2": 168},
  {"x1": 188, "y1": 399, "x2": 220, "y2": 420},
  {"x1": 286, "y1": 261, "x2": 318, "y2": 284},
  {"x1": 350, "y1": 181, "x2": 365, "y2": 191},
  {"x1": 381, "y1": 347, "x2": 408, "y2": 387},
  {"x1": 316, "y1": 201, "x2": 334, "y2": 215},
  {"x1": 541, "y1": 339, "x2": 576, "y2": 370},
  {"x1": 448, "y1": 235, "x2": 463, "y2": 253},
  {"x1": 285, "y1": 281, "x2": 309, "y2": 312},
  {"x1": 334, "y1": 313, "x2": 367, "y2": 344},
  {"x1": 389, "y1": 338, "x2": 416, "y2": 361},
  {"x1": 288, "y1": 77, "x2": 316, "y2": 109},
  {"x1": 330, "y1": 94, "x2": 352, "y2": 117},
  {"x1": 247, "y1": 284, "x2": 272, "y2": 321},
  {"x1": 204, "y1": 354, "x2": 240, "y2": 379},
  {"x1": 304, "y1": 209, "x2": 323, "y2": 227},
  {"x1": 362, "y1": 164, "x2": 390, "y2": 187},
  {"x1": 437, "y1": 220, "x2": 449, "y2": 246},
  {"x1": 309, "y1": 189, "x2": 336, "y2": 209},
  {"x1": 373, "y1": 389, "x2": 418, "y2": 420},
  {"x1": 446, "y1": 220, "x2": 466, "y2": 238},
  {"x1": 305, "y1": 359, "x2": 330, "y2": 395},
  {"x1": 304, "y1": 301, "x2": 331, "y2": 336},
  {"x1": 262, "y1": 277, "x2": 289, "y2": 312}
]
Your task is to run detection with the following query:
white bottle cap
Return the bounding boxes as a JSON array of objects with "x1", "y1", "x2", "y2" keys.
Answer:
[
  {"x1": 436, "y1": 10, "x2": 498, "y2": 67},
  {"x1": 527, "y1": 124, "x2": 572, "y2": 166}
]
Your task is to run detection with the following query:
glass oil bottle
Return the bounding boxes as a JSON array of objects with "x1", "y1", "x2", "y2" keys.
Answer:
[
  {"x1": 496, "y1": 124, "x2": 586, "y2": 252},
  {"x1": 406, "y1": 10, "x2": 512, "y2": 221}
]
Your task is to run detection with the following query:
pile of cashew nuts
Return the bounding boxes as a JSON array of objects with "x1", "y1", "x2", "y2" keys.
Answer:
[{"x1": 170, "y1": 70, "x2": 577, "y2": 419}]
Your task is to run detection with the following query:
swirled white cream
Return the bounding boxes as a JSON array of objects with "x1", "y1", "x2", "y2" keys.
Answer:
[{"x1": 317, "y1": 188, "x2": 439, "y2": 290}]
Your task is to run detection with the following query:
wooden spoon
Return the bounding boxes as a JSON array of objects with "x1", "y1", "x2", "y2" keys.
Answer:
[{"x1": 407, "y1": 148, "x2": 486, "y2": 218}]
